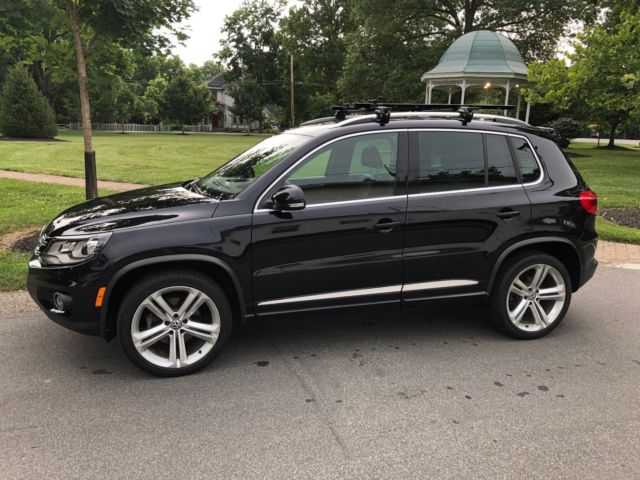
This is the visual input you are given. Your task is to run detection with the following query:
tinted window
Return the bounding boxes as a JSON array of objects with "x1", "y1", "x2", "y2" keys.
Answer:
[
  {"x1": 417, "y1": 132, "x2": 484, "y2": 192},
  {"x1": 510, "y1": 137, "x2": 541, "y2": 182},
  {"x1": 280, "y1": 133, "x2": 398, "y2": 205},
  {"x1": 486, "y1": 134, "x2": 517, "y2": 186}
]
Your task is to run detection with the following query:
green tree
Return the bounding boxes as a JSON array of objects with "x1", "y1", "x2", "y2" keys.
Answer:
[
  {"x1": 218, "y1": 0, "x2": 286, "y2": 127},
  {"x1": 227, "y1": 79, "x2": 267, "y2": 132},
  {"x1": 279, "y1": 0, "x2": 352, "y2": 122},
  {"x1": 337, "y1": 0, "x2": 599, "y2": 102},
  {"x1": 0, "y1": 65, "x2": 57, "y2": 138},
  {"x1": 164, "y1": 73, "x2": 212, "y2": 134},
  {"x1": 526, "y1": 12, "x2": 640, "y2": 147}
]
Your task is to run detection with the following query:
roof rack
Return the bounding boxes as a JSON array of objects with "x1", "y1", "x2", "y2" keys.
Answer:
[{"x1": 331, "y1": 100, "x2": 515, "y2": 126}]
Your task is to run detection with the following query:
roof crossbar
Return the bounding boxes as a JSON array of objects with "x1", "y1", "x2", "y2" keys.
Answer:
[{"x1": 332, "y1": 101, "x2": 516, "y2": 126}]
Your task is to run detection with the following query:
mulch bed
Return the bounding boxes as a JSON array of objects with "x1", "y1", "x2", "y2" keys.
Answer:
[
  {"x1": 600, "y1": 208, "x2": 640, "y2": 229},
  {"x1": 12, "y1": 232, "x2": 40, "y2": 253}
]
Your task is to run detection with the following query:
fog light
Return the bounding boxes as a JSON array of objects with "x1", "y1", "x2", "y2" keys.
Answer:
[
  {"x1": 53, "y1": 293, "x2": 65, "y2": 311},
  {"x1": 52, "y1": 292, "x2": 72, "y2": 313}
]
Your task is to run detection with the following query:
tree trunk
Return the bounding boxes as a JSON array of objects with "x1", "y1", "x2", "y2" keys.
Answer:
[
  {"x1": 608, "y1": 122, "x2": 618, "y2": 148},
  {"x1": 66, "y1": 0, "x2": 97, "y2": 199}
]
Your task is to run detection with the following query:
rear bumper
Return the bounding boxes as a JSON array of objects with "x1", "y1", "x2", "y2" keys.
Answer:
[
  {"x1": 27, "y1": 260, "x2": 103, "y2": 337},
  {"x1": 578, "y1": 256, "x2": 598, "y2": 290}
]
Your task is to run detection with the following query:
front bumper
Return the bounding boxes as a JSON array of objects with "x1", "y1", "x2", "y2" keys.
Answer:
[{"x1": 27, "y1": 259, "x2": 104, "y2": 336}]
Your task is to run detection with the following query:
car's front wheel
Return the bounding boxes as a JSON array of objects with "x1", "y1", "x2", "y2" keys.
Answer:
[
  {"x1": 117, "y1": 271, "x2": 232, "y2": 376},
  {"x1": 489, "y1": 252, "x2": 572, "y2": 339}
]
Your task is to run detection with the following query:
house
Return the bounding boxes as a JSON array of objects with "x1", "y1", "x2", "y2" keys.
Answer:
[{"x1": 206, "y1": 75, "x2": 278, "y2": 131}]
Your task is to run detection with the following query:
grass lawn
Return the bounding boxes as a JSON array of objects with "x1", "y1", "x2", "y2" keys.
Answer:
[
  {"x1": 0, "y1": 132, "x2": 264, "y2": 185},
  {"x1": 0, "y1": 179, "x2": 116, "y2": 291},
  {"x1": 565, "y1": 143, "x2": 640, "y2": 244}
]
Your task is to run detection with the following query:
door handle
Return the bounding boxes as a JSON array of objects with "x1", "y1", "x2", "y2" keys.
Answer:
[
  {"x1": 496, "y1": 209, "x2": 520, "y2": 219},
  {"x1": 374, "y1": 219, "x2": 400, "y2": 232}
]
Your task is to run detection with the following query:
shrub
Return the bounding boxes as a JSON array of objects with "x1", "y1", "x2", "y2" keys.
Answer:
[
  {"x1": 547, "y1": 117, "x2": 585, "y2": 148},
  {"x1": 0, "y1": 65, "x2": 57, "y2": 138}
]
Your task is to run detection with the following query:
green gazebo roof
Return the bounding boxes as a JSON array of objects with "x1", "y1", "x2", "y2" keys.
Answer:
[{"x1": 422, "y1": 30, "x2": 528, "y2": 81}]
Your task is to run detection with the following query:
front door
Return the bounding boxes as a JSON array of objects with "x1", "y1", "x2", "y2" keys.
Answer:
[
  {"x1": 403, "y1": 129, "x2": 533, "y2": 301},
  {"x1": 252, "y1": 131, "x2": 408, "y2": 314}
]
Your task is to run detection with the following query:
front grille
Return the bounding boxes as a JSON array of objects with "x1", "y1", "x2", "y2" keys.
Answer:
[{"x1": 34, "y1": 233, "x2": 50, "y2": 256}]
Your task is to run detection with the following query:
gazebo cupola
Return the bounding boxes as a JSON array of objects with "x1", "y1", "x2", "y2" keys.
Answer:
[{"x1": 421, "y1": 30, "x2": 532, "y2": 122}]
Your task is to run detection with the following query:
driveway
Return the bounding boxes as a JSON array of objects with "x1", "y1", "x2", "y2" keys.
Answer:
[{"x1": 1, "y1": 266, "x2": 639, "y2": 479}]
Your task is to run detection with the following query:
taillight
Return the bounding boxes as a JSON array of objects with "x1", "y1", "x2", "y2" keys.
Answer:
[{"x1": 579, "y1": 190, "x2": 598, "y2": 215}]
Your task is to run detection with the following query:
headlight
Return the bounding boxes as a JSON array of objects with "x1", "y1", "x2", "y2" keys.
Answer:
[{"x1": 40, "y1": 233, "x2": 112, "y2": 266}]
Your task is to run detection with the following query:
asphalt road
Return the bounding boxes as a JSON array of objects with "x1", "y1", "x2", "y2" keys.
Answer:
[{"x1": 1, "y1": 266, "x2": 639, "y2": 479}]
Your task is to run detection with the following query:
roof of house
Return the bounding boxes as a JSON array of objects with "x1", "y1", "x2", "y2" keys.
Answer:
[
  {"x1": 206, "y1": 74, "x2": 225, "y2": 89},
  {"x1": 422, "y1": 30, "x2": 528, "y2": 81}
]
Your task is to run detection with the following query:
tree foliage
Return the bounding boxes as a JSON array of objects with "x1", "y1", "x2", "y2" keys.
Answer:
[
  {"x1": 227, "y1": 78, "x2": 267, "y2": 131},
  {"x1": 164, "y1": 73, "x2": 212, "y2": 133},
  {"x1": 0, "y1": 65, "x2": 57, "y2": 138},
  {"x1": 526, "y1": 11, "x2": 640, "y2": 147}
]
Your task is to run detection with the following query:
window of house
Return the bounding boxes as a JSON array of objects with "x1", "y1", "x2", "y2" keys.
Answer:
[{"x1": 279, "y1": 132, "x2": 399, "y2": 205}]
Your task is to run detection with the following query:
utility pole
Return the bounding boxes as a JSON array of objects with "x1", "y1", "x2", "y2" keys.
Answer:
[{"x1": 290, "y1": 54, "x2": 295, "y2": 128}]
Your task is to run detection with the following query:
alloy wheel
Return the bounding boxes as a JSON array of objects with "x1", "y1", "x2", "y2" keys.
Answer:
[
  {"x1": 506, "y1": 263, "x2": 567, "y2": 332},
  {"x1": 131, "y1": 286, "x2": 221, "y2": 368}
]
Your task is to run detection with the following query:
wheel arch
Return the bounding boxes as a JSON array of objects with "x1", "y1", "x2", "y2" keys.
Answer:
[
  {"x1": 488, "y1": 237, "x2": 581, "y2": 294},
  {"x1": 100, "y1": 255, "x2": 247, "y2": 340}
]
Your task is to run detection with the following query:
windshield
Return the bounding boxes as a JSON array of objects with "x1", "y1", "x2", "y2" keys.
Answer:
[{"x1": 195, "y1": 133, "x2": 308, "y2": 198}]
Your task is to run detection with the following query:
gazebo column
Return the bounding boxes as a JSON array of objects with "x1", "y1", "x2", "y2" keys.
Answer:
[
  {"x1": 503, "y1": 81, "x2": 510, "y2": 116},
  {"x1": 447, "y1": 87, "x2": 452, "y2": 104},
  {"x1": 516, "y1": 91, "x2": 521, "y2": 119},
  {"x1": 525, "y1": 100, "x2": 531, "y2": 124},
  {"x1": 460, "y1": 80, "x2": 467, "y2": 105}
]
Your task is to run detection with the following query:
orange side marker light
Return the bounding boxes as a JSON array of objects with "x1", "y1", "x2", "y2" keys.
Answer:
[{"x1": 95, "y1": 287, "x2": 106, "y2": 307}]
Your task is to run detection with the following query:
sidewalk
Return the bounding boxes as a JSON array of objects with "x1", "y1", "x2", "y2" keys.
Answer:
[
  {"x1": 597, "y1": 240, "x2": 640, "y2": 269},
  {"x1": 574, "y1": 138, "x2": 640, "y2": 147},
  {"x1": 0, "y1": 169, "x2": 146, "y2": 192}
]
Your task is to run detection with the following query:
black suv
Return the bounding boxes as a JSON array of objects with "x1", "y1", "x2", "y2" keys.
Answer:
[{"x1": 28, "y1": 104, "x2": 598, "y2": 376}]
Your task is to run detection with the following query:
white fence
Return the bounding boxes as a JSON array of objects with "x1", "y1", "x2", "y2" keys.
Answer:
[{"x1": 65, "y1": 123, "x2": 229, "y2": 133}]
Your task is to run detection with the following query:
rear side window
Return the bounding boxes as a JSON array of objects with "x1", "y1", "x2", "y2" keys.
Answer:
[
  {"x1": 417, "y1": 132, "x2": 485, "y2": 192},
  {"x1": 509, "y1": 137, "x2": 541, "y2": 182},
  {"x1": 486, "y1": 134, "x2": 518, "y2": 186}
]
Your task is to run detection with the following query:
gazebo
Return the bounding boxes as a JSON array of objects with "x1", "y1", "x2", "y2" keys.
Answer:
[{"x1": 421, "y1": 30, "x2": 532, "y2": 123}]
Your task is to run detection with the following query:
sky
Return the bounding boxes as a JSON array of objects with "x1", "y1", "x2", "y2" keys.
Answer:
[{"x1": 170, "y1": 0, "x2": 301, "y2": 66}]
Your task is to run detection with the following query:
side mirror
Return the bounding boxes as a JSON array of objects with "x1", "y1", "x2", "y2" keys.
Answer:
[{"x1": 270, "y1": 184, "x2": 306, "y2": 211}]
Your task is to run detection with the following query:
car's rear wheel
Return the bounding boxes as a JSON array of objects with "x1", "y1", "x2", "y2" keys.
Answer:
[
  {"x1": 118, "y1": 271, "x2": 231, "y2": 376},
  {"x1": 489, "y1": 252, "x2": 572, "y2": 339}
]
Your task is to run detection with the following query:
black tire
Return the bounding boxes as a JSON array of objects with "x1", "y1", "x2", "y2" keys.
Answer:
[
  {"x1": 117, "y1": 270, "x2": 232, "y2": 377},
  {"x1": 488, "y1": 251, "x2": 572, "y2": 339}
]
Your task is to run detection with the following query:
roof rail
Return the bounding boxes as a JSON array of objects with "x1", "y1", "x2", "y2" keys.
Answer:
[{"x1": 332, "y1": 100, "x2": 515, "y2": 126}]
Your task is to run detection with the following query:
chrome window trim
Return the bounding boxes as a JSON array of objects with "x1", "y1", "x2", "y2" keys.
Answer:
[
  {"x1": 254, "y1": 129, "x2": 407, "y2": 213},
  {"x1": 257, "y1": 279, "x2": 478, "y2": 307},
  {"x1": 408, "y1": 129, "x2": 544, "y2": 199}
]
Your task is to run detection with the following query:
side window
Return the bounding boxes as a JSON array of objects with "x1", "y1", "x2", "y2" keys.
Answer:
[
  {"x1": 417, "y1": 132, "x2": 484, "y2": 192},
  {"x1": 486, "y1": 134, "x2": 517, "y2": 186},
  {"x1": 510, "y1": 137, "x2": 541, "y2": 182},
  {"x1": 281, "y1": 133, "x2": 398, "y2": 205}
]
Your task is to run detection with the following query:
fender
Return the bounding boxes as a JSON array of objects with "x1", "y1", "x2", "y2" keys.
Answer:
[
  {"x1": 486, "y1": 236, "x2": 580, "y2": 294},
  {"x1": 99, "y1": 254, "x2": 247, "y2": 338}
]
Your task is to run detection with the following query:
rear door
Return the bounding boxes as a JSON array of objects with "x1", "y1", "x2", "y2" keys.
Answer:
[
  {"x1": 252, "y1": 130, "x2": 409, "y2": 313},
  {"x1": 402, "y1": 129, "x2": 532, "y2": 301}
]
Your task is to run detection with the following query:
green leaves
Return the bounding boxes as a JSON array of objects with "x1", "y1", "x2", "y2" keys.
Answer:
[{"x1": 0, "y1": 65, "x2": 57, "y2": 138}]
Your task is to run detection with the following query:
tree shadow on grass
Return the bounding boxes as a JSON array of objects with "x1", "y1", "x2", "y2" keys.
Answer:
[{"x1": 0, "y1": 136, "x2": 69, "y2": 142}]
